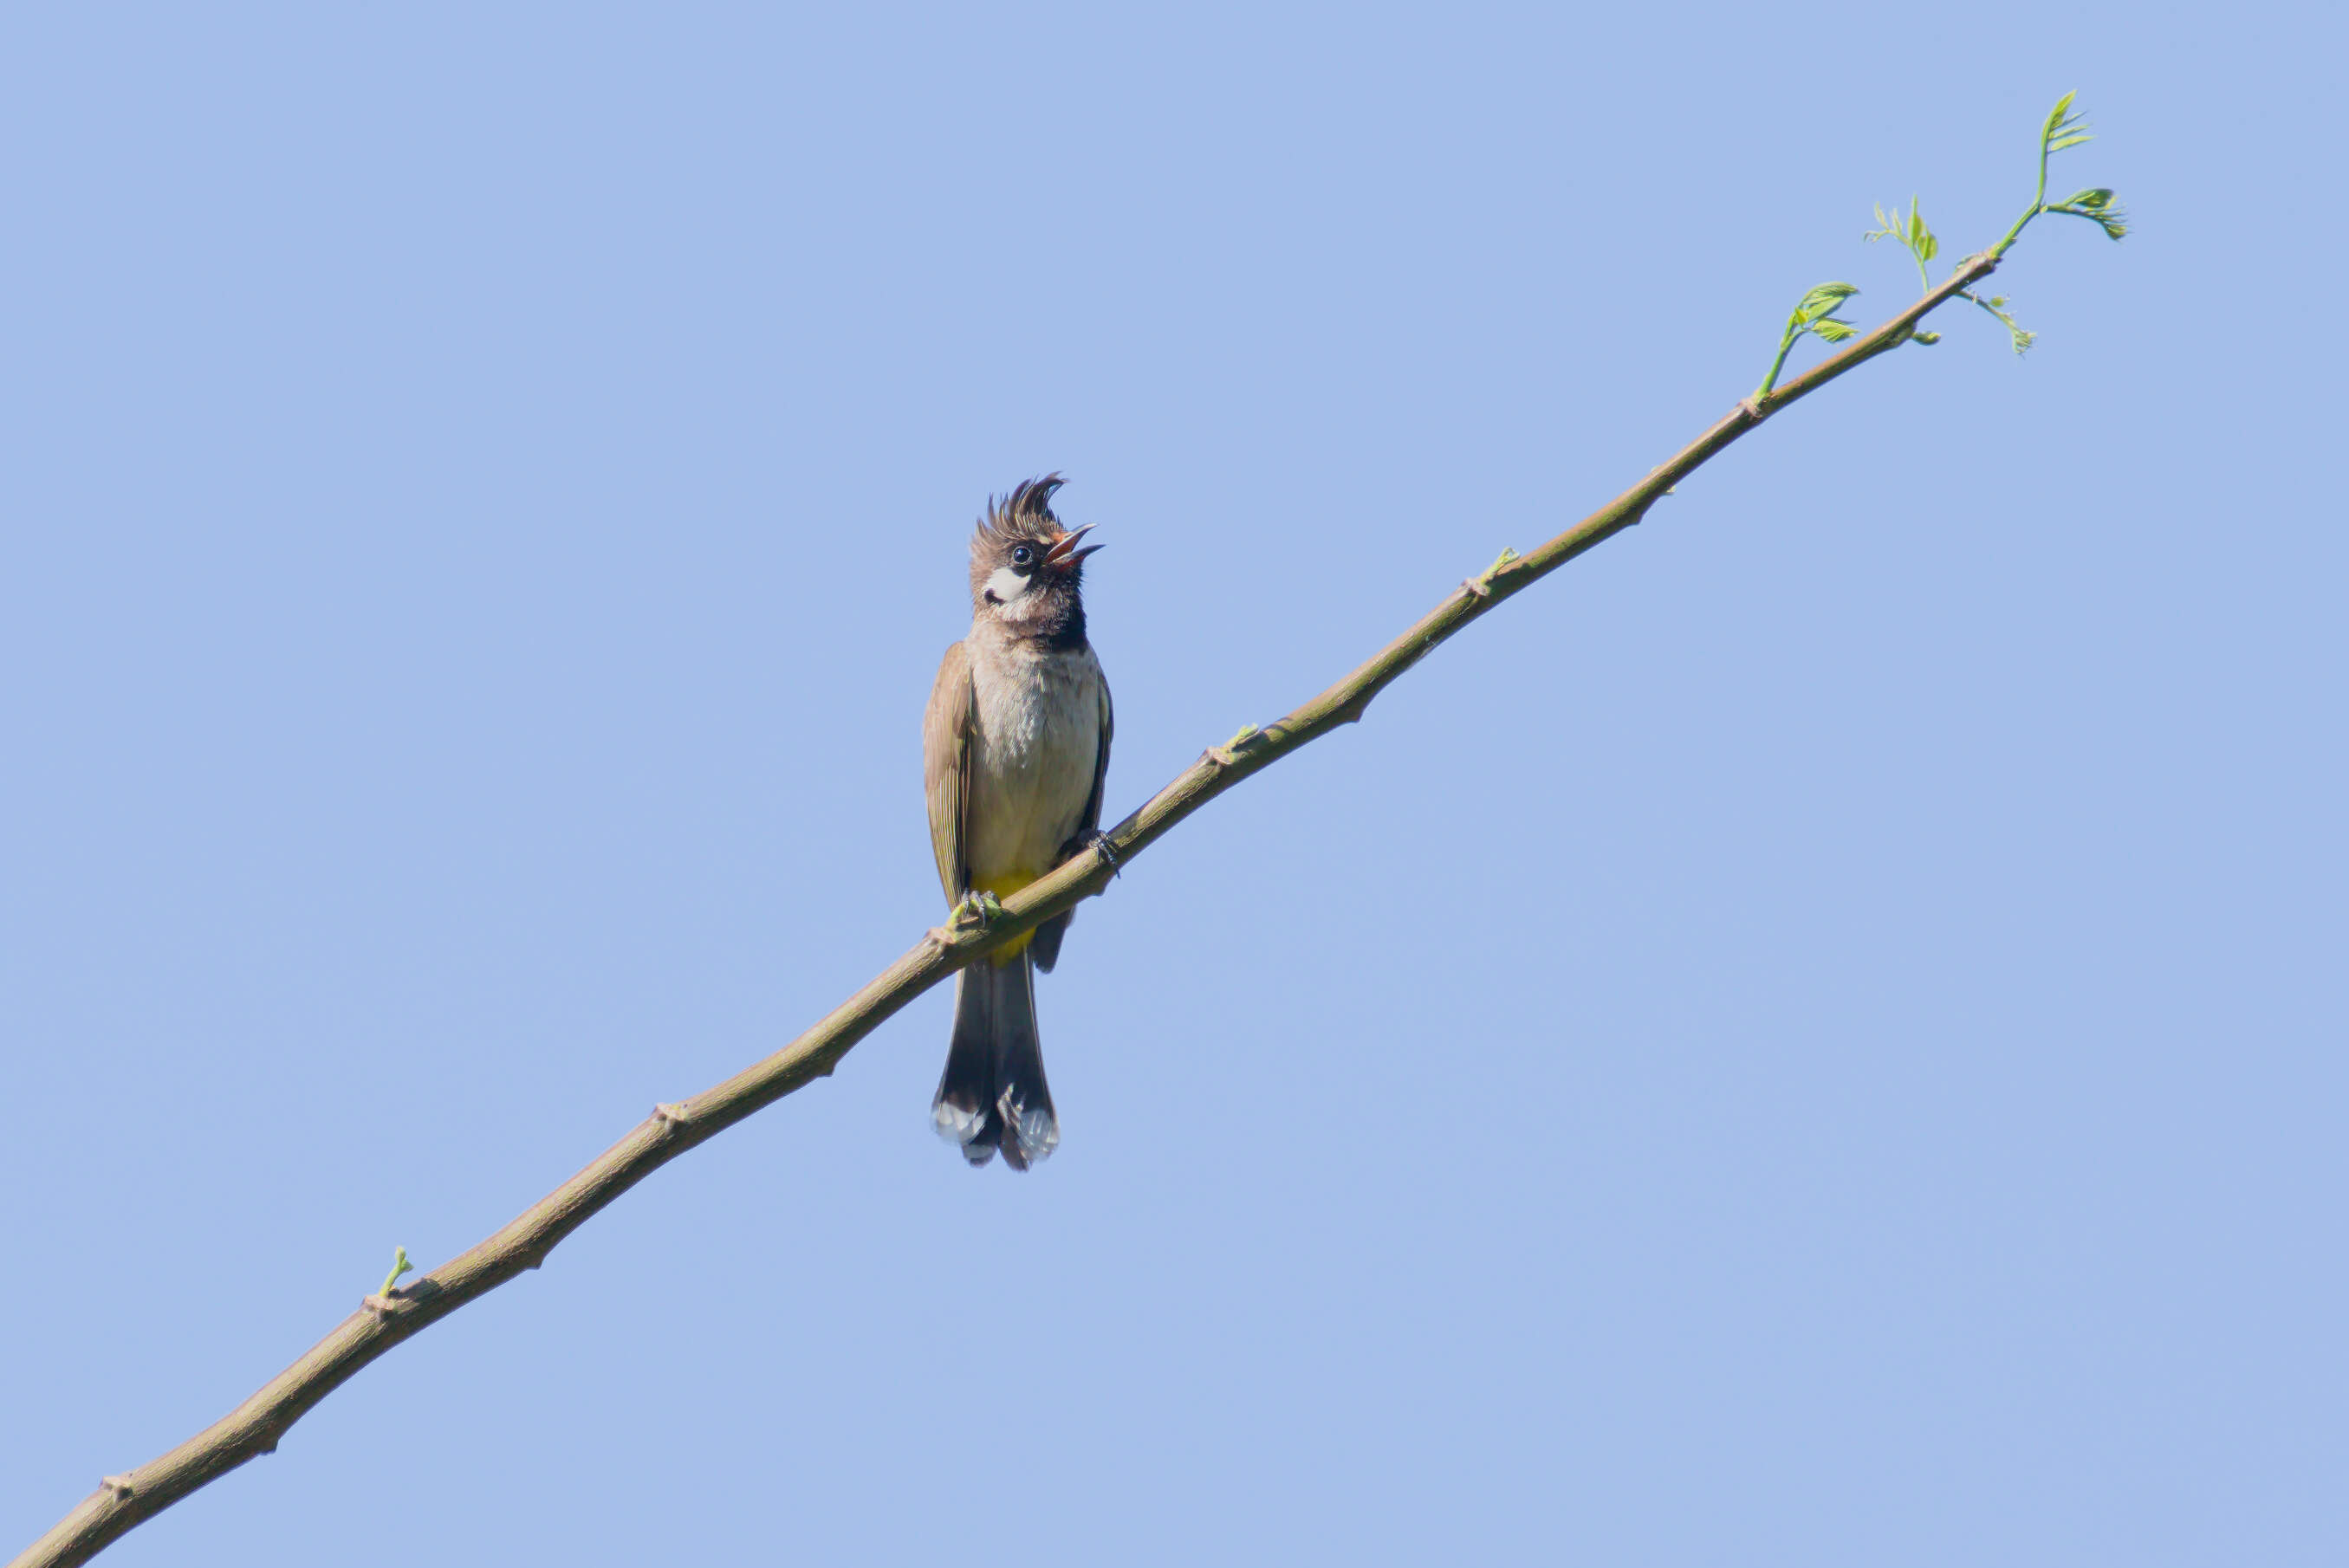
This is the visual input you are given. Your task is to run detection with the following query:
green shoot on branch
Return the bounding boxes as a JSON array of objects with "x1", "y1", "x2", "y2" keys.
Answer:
[
  {"x1": 1755, "y1": 282, "x2": 1861, "y2": 400},
  {"x1": 1949, "y1": 93, "x2": 2127, "y2": 353},
  {"x1": 1866, "y1": 197, "x2": 1941, "y2": 295},
  {"x1": 1969, "y1": 293, "x2": 2036, "y2": 355},
  {"x1": 378, "y1": 1246, "x2": 413, "y2": 1299},
  {"x1": 1749, "y1": 94, "x2": 2122, "y2": 405},
  {"x1": 1991, "y1": 91, "x2": 2128, "y2": 257}
]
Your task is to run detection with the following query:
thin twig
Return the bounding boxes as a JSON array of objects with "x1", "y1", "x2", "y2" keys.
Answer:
[{"x1": 8, "y1": 249, "x2": 2001, "y2": 1568}]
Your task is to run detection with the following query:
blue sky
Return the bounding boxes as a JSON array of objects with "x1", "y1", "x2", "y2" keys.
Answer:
[{"x1": 3, "y1": 3, "x2": 2342, "y2": 1565}]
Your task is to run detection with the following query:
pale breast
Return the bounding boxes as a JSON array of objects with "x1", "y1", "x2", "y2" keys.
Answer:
[{"x1": 965, "y1": 640, "x2": 1104, "y2": 884}]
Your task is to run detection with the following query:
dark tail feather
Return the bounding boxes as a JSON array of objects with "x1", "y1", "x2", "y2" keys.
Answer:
[
  {"x1": 931, "y1": 953, "x2": 1058, "y2": 1170},
  {"x1": 1028, "y1": 908, "x2": 1071, "y2": 972}
]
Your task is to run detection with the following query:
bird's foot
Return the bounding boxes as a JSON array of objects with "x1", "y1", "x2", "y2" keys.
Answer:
[
  {"x1": 1087, "y1": 832, "x2": 1121, "y2": 878},
  {"x1": 949, "y1": 890, "x2": 1006, "y2": 930}
]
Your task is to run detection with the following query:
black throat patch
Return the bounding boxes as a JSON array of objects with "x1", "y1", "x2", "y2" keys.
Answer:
[{"x1": 1009, "y1": 588, "x2": 1087, "y2": 651}]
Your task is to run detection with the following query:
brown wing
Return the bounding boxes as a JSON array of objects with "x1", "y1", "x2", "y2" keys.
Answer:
[
  {"x1": 923, "y1": 640, "x2": 975, "y2": 904},
  {"x1": 1032, "y1": 667, "x2": 1113, "y2": 974}
]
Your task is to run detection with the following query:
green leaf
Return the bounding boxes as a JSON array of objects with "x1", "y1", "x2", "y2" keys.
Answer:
[
  {"x1": 2051, "y1": 191, "x2": 2130, "y2": 240},
  {"x1": 2041, "y1": 93, "x2": 2093, "y2": 159},
  {"x1": 1797, "y1": 282, "x2": 1859, "y2": 319},
  {"x1": 1759, "y1": 280, "x2": 1865, "y2": 399},
  {"x1": 1868, "y1": 199, "x2": 1937, "y2": 289},
  {"x1": 2043, "y1": 93, "x2": 2083, "y2": 139}
]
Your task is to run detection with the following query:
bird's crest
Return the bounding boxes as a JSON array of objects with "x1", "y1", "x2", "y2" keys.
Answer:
[{"x1": 974, "y1": 474, "x2": 1066, "y2": 547}]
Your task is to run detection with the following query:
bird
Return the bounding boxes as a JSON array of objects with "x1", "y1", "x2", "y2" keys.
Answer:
[{"x1": 922, "y1": 476, "x2": 1112, "y2": 1170}]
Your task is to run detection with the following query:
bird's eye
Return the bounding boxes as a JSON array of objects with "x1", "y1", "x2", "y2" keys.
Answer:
[{"x1": 1009, "y1": 544, "x2": 1035, "y2": 567}]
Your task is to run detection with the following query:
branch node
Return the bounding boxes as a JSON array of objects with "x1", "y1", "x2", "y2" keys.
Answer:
[
  {"x1": 1466, "y1": 546, "x2": 1521, "y2": 598},
  {"x1": 652, "y1": 1102, "x2": 692, "y2": 1130},
  {"x1": 361, "y1": 1292, "x2": 412, "y2": 1317},
  {"x1": 1209, "y1": 723, "x2": 1269, "y2": 767},
  {"x1": 101, "y1": 1475, "x2": 134, "y2": 1501}
]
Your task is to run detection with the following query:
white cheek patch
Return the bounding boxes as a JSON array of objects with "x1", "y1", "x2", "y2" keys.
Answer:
[{"x1": 984, "y1": 566, "x2": 1031, "y2": 604}]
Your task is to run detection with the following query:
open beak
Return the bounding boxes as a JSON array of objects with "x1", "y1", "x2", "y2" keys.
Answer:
[{"x1": 1041, "y1": 524, "x2": 1102, "y2": 571}]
